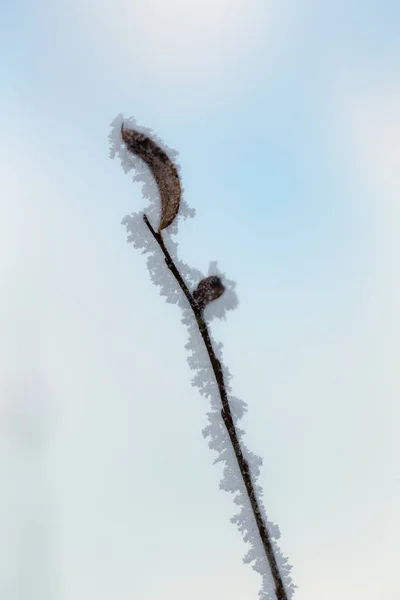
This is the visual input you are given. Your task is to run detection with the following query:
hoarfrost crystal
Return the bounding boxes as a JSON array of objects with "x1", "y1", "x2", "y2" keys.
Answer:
[{"x1": 109, "y1": 115, "x2": 296, "y2": 599}]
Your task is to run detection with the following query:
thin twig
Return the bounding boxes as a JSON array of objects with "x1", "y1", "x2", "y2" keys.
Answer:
[{"x1": 143, "y1": 213, "x2": 289, "y2": 600}]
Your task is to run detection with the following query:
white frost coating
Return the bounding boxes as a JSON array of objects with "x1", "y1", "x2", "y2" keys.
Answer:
[{"x1": 109, "y1": 115, "x2": 296, "y2": 599}]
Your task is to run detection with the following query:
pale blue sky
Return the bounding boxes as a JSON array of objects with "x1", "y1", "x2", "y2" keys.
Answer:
[{"x1": 1, "y1": 1, "x2": 399, "y2": 599}]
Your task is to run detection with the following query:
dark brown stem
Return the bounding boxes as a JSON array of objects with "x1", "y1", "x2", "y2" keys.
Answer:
[{"x1": 143, "y1": 213, "x2": 289, "y2": 600}]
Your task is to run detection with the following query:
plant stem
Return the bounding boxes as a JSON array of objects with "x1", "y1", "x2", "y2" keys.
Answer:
[{"x1": 143, "y1": 213, "x2": 289, "y2": 600}]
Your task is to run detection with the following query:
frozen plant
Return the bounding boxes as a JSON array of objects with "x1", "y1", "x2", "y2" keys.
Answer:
[{"x1": 109, "y1": 115, "x2": 296, "y2": 600}]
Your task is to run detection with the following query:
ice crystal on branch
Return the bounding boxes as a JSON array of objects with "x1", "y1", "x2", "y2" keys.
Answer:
[{"x1": 108, "y1": 115, "x2": 295, "y2": 600}]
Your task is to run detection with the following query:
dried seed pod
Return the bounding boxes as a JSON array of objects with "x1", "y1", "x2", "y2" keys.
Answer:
[
  {"x1": 193, "y1": 276, "x2": 225, "y2": 310},
  {"x1": 121, "y1": 125, "x2": 181, "y2": 232}
]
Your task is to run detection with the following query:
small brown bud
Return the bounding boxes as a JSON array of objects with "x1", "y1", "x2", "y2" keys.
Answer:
[{"x1": 193, "y1": 276, "x2": 225, "y2": 310}]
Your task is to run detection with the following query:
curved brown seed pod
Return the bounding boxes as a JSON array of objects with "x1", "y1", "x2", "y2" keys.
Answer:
[
  {"x1": 121, "y1": 124, "x2": 181, "y2": 232},
  {"x1": 193, "y1": 275, "x2": 225, "y2": 310}
]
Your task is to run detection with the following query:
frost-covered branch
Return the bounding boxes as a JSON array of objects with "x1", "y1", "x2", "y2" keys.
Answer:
[
  {"x1": 109, "y1": 114, "x2": 296, "y2": 600},
  {"x1": 143, "y1": 214, "x2": 290, "y2": 600}
]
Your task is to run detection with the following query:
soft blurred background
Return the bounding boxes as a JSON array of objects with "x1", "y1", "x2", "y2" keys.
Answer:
[{"x1": 1, "y1": 0, "x2": 399, "y2": 598}]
